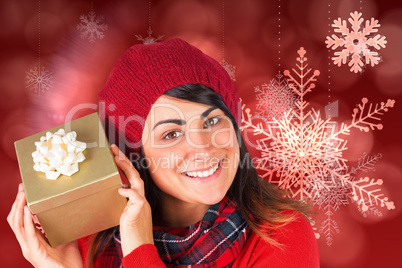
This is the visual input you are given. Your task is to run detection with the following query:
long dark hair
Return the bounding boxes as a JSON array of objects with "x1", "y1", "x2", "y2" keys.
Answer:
[{"x1": 88, "y1": 84, "x2": 309, "y2": 266}]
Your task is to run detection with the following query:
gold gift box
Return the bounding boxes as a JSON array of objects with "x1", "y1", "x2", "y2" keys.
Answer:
[{"x1": 14, "y1": 113, "x2": 127, "y2": 247}]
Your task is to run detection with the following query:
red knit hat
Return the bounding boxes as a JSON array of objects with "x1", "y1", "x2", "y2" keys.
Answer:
[{"x1": 98, "y1": 38, "x2": 239, "y2": 152}]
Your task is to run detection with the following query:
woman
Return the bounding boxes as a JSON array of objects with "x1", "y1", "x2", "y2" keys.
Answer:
[{"x1": 8, "y1": 39, "x2": 319, "y2": 267}]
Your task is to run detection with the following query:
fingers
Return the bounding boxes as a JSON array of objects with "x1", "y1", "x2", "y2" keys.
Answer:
[
  {"x1": 110, "y1": 144, "x2": 131, "y2": 165},
  {"x1": 7, "y1": 184, "x2": 29, "y2": 252},
  {"x1": 8, "y1": 183, "x2": 23, "y2": 223},
  {"x1": 24, "y1": 206, "x2": 36, "y2": 238},
  {"x1": 14, "y1": 191, "x2": 26, "y2": 232},
  {"x1": 118, "y1": 187, "x2": 148, "y2": 224},
  {"x1": 111, "y1": 144, "x2": 145, "y2": 197},
  {"x1": 118, "y1": 188, "x2": 143, "y2": 205},
  {"x1": 22, "y1": 205, "x2": 49, "y2": 254},
  {"x1": 8, "y1": 184, "x2": 26, "y2": 231}
]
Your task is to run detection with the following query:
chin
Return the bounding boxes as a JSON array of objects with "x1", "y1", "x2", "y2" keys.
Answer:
[{"x1": 197, "y1": 189, "x2": 228, "y2": 205}]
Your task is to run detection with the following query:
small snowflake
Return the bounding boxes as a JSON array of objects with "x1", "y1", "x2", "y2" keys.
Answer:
[
  {"x1": 313, "y1": 179, "x2": 350, "y2": 210},
  {"x1": 326, "y1": 11, "x2": 387, "y2": 73},
  {"x1": 254, "y1": 73, "x2": 296, "y2": 121},
  {"x1": 135, "y1": 27, "x2": 164, "y2": 45},
  {"x1": 26, "y1": 65, "x2": 53, "y2": 95},
  {"x1": 76, "y1": 11, "x2": 108, "y2": 43},
  {"x1": 220, "y1": 59, "x2": 236, "y2": 82}
]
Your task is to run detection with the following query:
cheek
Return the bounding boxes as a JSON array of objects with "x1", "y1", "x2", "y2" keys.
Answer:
[
  {"x1": 145, "y1": 148, "x2": 184, "y2": 174},
  {"x1": 210, "y1": 127, "x2": 238, "y2": 149}
]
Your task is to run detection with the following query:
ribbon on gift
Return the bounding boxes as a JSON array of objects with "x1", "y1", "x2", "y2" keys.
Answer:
[{"x1": 32, "y1": 129, "x2": 86, "y2": 180}]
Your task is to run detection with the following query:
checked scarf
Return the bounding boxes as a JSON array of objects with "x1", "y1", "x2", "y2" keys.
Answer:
[
  {"x1": 152, "y1": 197, "x2": 250, "y2": 267},
  {"x1": 110, "y1": 197, "x2": 250, "y2": 268}
]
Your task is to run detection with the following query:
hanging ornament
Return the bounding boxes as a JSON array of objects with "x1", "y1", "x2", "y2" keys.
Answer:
[
  {"x1": 76, "y1": 1, "x2": 108, "y2": 43},
  {"x1": 252, "y1": 0, "x2": 296, "y2": 122},
  {"x1": 135, "y1": 0, "x2": 164, "y2": 44},
  {"x1": 26, "y1": 0, "x2": 53, "y2": 95},
  {"x1": 254, "y1": 72, "x2": 296, "y2": 122},
  {"x1": 26, "y1": 66, "x2": 53, "y2": 95}
]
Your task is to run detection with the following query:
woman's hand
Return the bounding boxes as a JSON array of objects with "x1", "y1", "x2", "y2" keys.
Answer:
[
  {"x1": 7, "y1": 183, "x2": 83, "y2": 268},
  {"x1": 111, "y1": 144, "x2": 154, "y2": 257}
]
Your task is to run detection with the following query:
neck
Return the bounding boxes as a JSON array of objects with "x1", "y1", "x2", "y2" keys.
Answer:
[{"x1": 156, "y1": 193, "x2": 210, "y2": 229}]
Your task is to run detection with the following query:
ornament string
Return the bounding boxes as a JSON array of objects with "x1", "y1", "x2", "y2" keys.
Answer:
[
  {"x1": 278, "y1": 0, "x2": 281, "y2": 69},
  {"x1": 25, "y1": 0, "x2": 53, "y2": 95},
  {"x1": 135, "y1": 0, "x2": 164, "y2": 44},
  {"x1": 219, "y1": 0, "x2": 236, "y2": 81}
]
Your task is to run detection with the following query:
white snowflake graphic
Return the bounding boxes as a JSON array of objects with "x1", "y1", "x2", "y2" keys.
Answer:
[
  {"x1": 313, "y1": 153, "x2": 385, "y2": 244},
  {"x1": 326, "y1": 11, "x2": 387, "y2": 73},
  {"x1": 26, "y1": 65, "x2": 53, "y2": 95},
  {"x1": 76, "y1": 11, "x2": 108, "y2": 43},
  {"x1": 220, "y1": 59, "x2": 236, "y2": 82},
  {"x1": 241, "y1": 47, "x2": 395, "y2": 245},
  {"x1": 254, "y1": 72, "x2": 297, "y2": 121},
  {"x1": 318, "y1": 204, "x2": 340, "y2": 246},
  {"x1": 135, "y1": 27, "x2": 164, "y2": 45}
]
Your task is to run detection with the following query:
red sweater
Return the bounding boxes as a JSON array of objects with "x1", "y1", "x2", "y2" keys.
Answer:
[{"x1": 79, "y1": 212, "x2": 319, "y2": 267}]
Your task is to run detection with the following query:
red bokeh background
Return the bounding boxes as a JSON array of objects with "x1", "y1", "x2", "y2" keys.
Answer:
[{"x1": 1, "y1": 0, "x2": 401, "y2": 267}]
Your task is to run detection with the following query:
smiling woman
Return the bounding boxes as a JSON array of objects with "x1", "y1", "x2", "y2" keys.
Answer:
[
  {"x1": 142, "y1": 91, "x2": 239, "y2": 208},
  {"x1": 8, "y1": 39, "x2": 319, "y2": 267}
]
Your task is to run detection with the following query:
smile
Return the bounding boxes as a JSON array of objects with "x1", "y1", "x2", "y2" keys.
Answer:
[{"x1": 183, "y1": 162, "x2": 220, "y2": 178}]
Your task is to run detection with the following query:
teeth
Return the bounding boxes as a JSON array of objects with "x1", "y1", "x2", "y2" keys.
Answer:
[{"x1": 185, "y1": 163, "x2": 219, "y2": 178}]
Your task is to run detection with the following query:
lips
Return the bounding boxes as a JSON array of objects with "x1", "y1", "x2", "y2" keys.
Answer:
[{"x1": 183, "y1": 162, "x2": 220, "y2": 178}]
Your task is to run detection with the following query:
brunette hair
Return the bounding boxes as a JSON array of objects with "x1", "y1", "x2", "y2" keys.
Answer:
[{"x1": 88, "y1": 84, "x2": 309, "y2": 266}]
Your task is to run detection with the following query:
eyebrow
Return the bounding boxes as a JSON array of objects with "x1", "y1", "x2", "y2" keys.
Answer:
[
  {"x1": 152, "y1": 119, "x2": 186, "y2": 130},
  {"x1": 200, "y1": 107, "x2": 218, "y2": 119},
  {"x1": 152, "y1": 107, "x2": 218, "y2": 130}
]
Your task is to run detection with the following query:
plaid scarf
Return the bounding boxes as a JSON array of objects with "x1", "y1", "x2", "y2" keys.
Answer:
[
  {"x1": 152, "y1": 197, "x2": 250, "y2": 267},
  {"x1": 111, "y1": 197, "x2": 250, "y2": 268}
]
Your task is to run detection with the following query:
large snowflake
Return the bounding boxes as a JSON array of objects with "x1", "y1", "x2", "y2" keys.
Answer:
[
  {"x1": 135, "y1": 27, "x2": 164, "y2": 45},
  {"x1": 76, "y1": 11, "x2": 108, "y2": 43},
  {"x1": 326, "y1": 11, "x2": 387, "y2": 73},
  {"x1": 254, "y1": 72, "x2": 297, "y2": 121},
  {"x1": 241, "y1": 47, "x2": 395, "y2": 245},
  {"x1": 26, "y1": 65, "x2": 53, "y2": 95}
]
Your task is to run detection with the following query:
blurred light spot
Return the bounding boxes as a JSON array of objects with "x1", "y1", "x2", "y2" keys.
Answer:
[
  {"x1": 338, "y1": 0, "x2": 377, "y2": 19},
  {"x1": 157, "y1": 0, "x2": 219, "y2": 36},
  {"x1": 0, "y1": 56, "x2": 32, "y2": 110},
  {"x1": 2, "y1": 124, "x2": 30, "y2": 161},
  {"x1": 342, "y1": 122, "x2": 374, "y2": 161},
  {"x1": 24, "y1": 13, "x2": 65, "y2": 55},
  {"x1": 0, "y1": 1, "x2": 25, "y2": 37},
  {"x1": 374, "y1": 24, "x2": 402, "y2": 97},
  {"x1": 260, "y1": 16, "x2": 295, "y2": 53}
]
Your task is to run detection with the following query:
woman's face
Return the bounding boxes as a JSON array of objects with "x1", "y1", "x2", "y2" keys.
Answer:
[{"x1": 141, "y1": 95, "x2": 240, "y2": 206}]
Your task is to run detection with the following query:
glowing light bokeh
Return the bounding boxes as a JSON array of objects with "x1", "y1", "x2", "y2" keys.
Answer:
[{"x1": 374, "y1": 23, "x2": 402, "y2": 97}]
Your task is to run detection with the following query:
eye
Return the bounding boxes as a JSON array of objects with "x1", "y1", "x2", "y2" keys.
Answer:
[
  {"x1": 163, "y1": 131, "x2": 182, "y2": 140},
  {"x1": 203, "y1": 117, "x2": 220, "y2": 128}
]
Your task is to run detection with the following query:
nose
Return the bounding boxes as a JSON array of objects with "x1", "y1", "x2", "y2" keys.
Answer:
[{"x1": 185, "y1": 130, "x2": 216, "y2": 160}]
